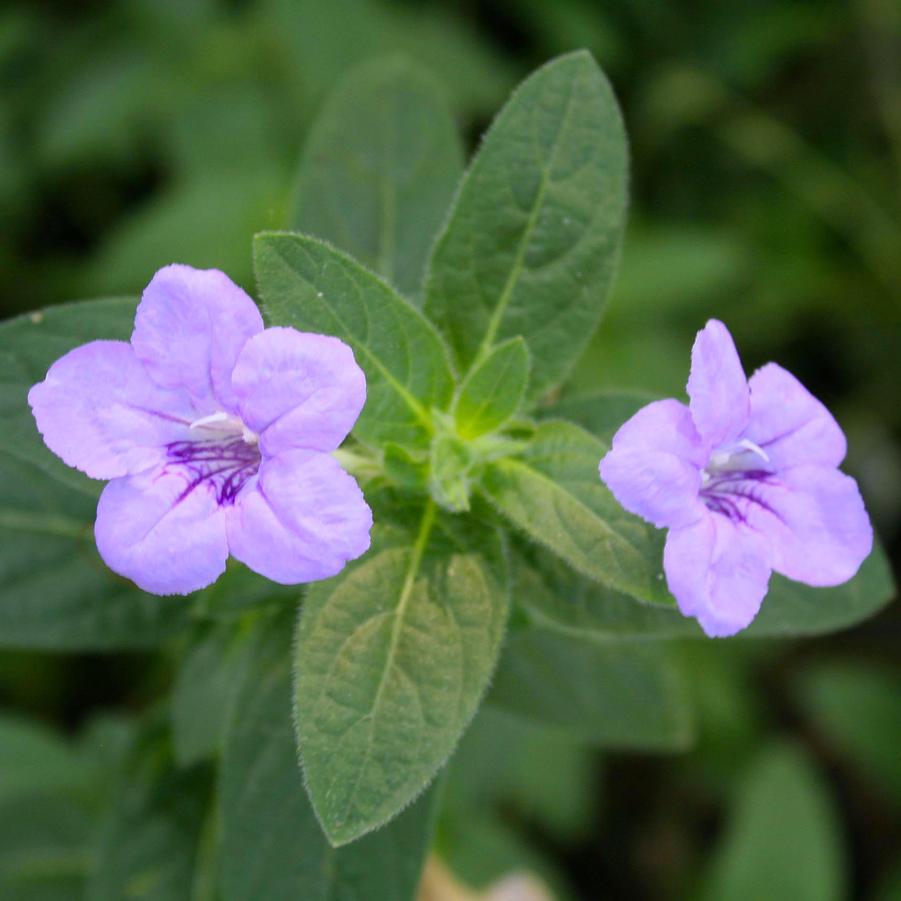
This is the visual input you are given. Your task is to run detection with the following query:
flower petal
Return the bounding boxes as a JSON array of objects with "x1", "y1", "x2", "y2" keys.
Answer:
[
  {"x1": 745, "y1": 363, "x2": 846, "y2": 469},
  {"x1": 226, "y1": 450, "x2": 372, "y2": 584},
  {"x1": 687, "y1": 319, "x2": 750, "y2": 447},
  {"x1": 664, "y1": 513, "x2": 772, "y2": 637},
  {"x1": 131, "y1": 265, "x2": 263, "y2": 410},
  {"x1": 95, "y1": 466, "x2": 228, "y2": 595},
  {"x1": 231, "y1": 327, "x2": 365, "y2": 455},
  {"x1": 743, "y1": 465, "x2": 872, "y2": 586},
  {"x1": 599, "y1": 399, "x2": 707, "y2": 529},
  {"x1": 28, "y1": 340, "x2": 195, "y2": 479}
]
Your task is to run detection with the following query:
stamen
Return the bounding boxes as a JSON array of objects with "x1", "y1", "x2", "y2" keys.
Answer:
[
  {"x1": 700, "y1": 438, "x2": 777, "y2": 524},
  {"x1": 190, "y1": 411, "x2": 232, "y2": 430},
  {"x1": 189, "y1": 410, "x2": 259, "y2": 445},
  {"x1": 166, "y1": 425, "x2": 261, "y2": 506}
]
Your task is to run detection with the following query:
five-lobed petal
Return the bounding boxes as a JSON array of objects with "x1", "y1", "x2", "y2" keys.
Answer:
[
  {"x1": 28, "y1": 340, "x2": 197, "y2": 480},
  {"x1": 600, "y1": 318, "x2": 873, "y2": 637},
  {"x1": 29, "y1": 264, "x2": 372, "y2": 595},
  {"x1": 29, "y1": 269, "x2": 874, "y2": 631}
]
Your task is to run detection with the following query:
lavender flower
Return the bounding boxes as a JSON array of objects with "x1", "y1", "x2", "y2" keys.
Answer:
[
  {"x1": 599, "y1": 320, "x2": 872, "y2": 637},
  {"x1": 28, "y1": 264, "x2": 372, "y2": 595}
]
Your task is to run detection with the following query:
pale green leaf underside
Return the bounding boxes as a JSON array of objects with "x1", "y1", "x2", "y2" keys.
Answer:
[
  {"x1": 219, "y1": 613, "x2": 436, "y2": 899},
  {"x1": 293, "y1": 56, "x2": 464, "y2": 301},
  {"x1": 487, "y1": 628, "x2": 693, "y2": 750},
  {"x1": 294, "y1": 508, "x2": 509, "y2": 845},
  {"x1": 255, "y1": 232, "x2": 454, "y2": 449},
  {"x1": 482, "y1": 419, "x2": 670, "y2": 605},
  {"x1": 454, "y1": 336, "x2": 529, "y2": 438},
  {"x1": 424, "y1": 49, "x2": 627, "y2": 399}
]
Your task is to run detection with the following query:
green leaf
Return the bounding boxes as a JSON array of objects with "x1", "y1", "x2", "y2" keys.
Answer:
[
  {"x1": 454, "y1": 337, "x2": 530, "y2": 439},
  {"x1": 0, "y1": 449, "x2": 192, "y2": 650},
  {"x1": 486, "y1": 628, "x2": 693, "y2": 749},
  {"x1": 219, "y1": 611, "x2": 438, "y2": 900},
  {"x1": 516, "y1": 547, "x2": 697, "y2": 640},
  {"x1": 424, "y1": 50, "x2": 627, "y2": 399},
  {"x1": 86, "y1": 750, "x2": 210, "y2": 901},
  {"x1": 524, "y1": 392, "x2": 896, "y2": 637},
  {"x1": 170, "y1": 621, "x2": 259, "y2": 767},
  {"x1": 0, "y1": 796, "x2": 94, "y2": 901},
  {"x1": 548, "y1": 389, "x2": 650, "y2": 444},
  {"x1": 428, "y1": 431, "x2": 473, "y2": 512},
  {"x1": 189, "y1": 561, "x2": 301, "y2": 621},
  {"x1": 701, "y1": 743, "x2": 846, "y2": 901},
  {"x1": 794, "y1": 662, "x2": 901, "y2": 805},
  {"x1": 746, "y1": 546, "x2": 895, "y2": 636},
  {"x1": 875, "y1": 863, "x2": 901, "y2": 901},
  {"x1": 517, "y1": 539, "x2": 895, "y2": 641},
  {"x1": 437, "y1": 812, "x2": 573, "y2": 901},
  {"x1": 383, "y1": 443, "x2": 429, "y2": 491},
  {"x1": 0, "y1": 295, "x2": 352, "y2": 649},
  {"x1": 254, "y1": 232, "x2": 454, "y2": 448},
  {"x1": 0, "y1": 714, "x2": 95, "y2": 803},
  {"x1": 294, "y1": 504, "x2": 509, "y2": 845},
  {"x1": 89, "y1": 169, "x2": 286, "y2": 296},
  {"x1": 292, "y1": 56, "x2": 464, "y2": 301},
  {"x1": 482, "y1": 420, "x2": 670, "y2": 605},
  {"x1": 445, "y1": 707, "x2": 596, "y2": 842},
  {"x1": 0, "y1": 297, "x2": 137, "y2": 494}
]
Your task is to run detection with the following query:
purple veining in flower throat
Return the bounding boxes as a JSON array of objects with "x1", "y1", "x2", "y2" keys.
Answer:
[
  {"x1": 599, "y1": 320, "x2": 873, "y2": 638},
  {"x1": 28, "y1": 264, "x2": 372, "y2": 595}
]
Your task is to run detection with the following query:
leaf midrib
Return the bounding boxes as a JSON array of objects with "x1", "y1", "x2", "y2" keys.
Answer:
[
  {"x1": 334, "y1": 500, "x2": 437, "y2": 835},
  {"x1": 267, "y1": 238, "x2": 435, "y2": 432},
  {"x1": 486, "y1": 454, "x2": 661, "y2": 601},
  {"x1": 473, "y1": 70, "x2": 580, "y2": 366}
]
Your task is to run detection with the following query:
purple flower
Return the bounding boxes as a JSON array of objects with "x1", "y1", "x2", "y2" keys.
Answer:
[
  {"x1": 599, "y1": 320, "x2": 873, "y2": 637},
  {"x1": 28, "y1": 264, "x2": 372, "y2": 595}
]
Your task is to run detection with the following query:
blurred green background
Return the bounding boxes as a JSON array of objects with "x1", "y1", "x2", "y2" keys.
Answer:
[{"x1": 0, "y1": 1, "x2": 898, "y2": 899}]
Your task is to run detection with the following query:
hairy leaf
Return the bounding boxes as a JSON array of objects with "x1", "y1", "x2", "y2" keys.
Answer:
[
  {"x1": 293, "y1": 57, "x2": 464, "y2": 301},
  {"x1": 454, "y1": 337, "x2": 529, "y2": 438},
  {"x1": 517, "y1": 540, "x2": 894, "y2": 640},
  {"x1": 424, "y1": 50, "x2": 627, "y2": 399},
  {"x1": 295, "y1": 508, "x2": 509, "y2": 844},
  {"x1": 219, "y1": 612, "x2": 437, "y2": 900},
  {"x1": 255, "y1": 233, "x2": 454, "y2": 448},
  {"x1": 482, "y1": 420, "x2": 669, "y2": 604}
]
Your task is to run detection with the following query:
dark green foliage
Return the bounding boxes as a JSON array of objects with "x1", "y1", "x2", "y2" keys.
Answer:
[{"x1": 0, "y1": 3, "x2": 898, "y2": 899}]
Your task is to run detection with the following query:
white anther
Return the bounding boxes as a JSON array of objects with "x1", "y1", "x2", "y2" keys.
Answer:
[
  {"x1": 190, "y1": 411, "x2": 231, "y2": 430},
  {"x1": 734, "y1": 438, "x2": 770, "y2": 462}
]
